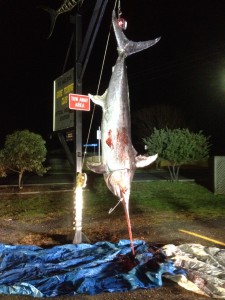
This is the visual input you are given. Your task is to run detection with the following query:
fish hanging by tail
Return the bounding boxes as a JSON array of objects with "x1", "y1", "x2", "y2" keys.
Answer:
[
  {"x1": 41, "y1": 0, "x2": 85, "y2": 38},
  {"x1": 87, "y1": 11, "x2": 160, "y2": 256}
]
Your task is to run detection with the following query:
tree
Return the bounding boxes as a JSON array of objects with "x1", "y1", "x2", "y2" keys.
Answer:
[
  {"x1": 132, "y1": 104, "x2": 187, "y2": 150},
  {"x1": 1, "y1": 130, "x2": 49, "y2": 188},
  {"x1": 143, "y1": 128, "x2": 210, "y2": 181},
  {"x1": 0, "y1": 150, "x2": 6, "y2": 177}
]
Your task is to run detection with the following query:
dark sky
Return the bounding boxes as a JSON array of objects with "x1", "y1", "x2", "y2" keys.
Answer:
[{"x1": 1, "y1": 0, "x2": 225, "y2": 153}]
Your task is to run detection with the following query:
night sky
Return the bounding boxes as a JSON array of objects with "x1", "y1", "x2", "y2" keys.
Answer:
[{"x1": 1, "y1": 0, "x2": 225, "y2": 154}]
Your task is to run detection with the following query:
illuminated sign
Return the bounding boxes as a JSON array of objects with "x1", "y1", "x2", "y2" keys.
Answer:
[
  {"x1": 53, "y1": 68, "x2": 74, "y2": 132},
  {"x1": 83, "y1": 143, "x2": 98, "y2": 147}
]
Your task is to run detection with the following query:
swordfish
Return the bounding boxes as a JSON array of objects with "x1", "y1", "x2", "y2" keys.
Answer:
[
  {"x1": 87, "y1": 11, "x2": 160, "y2": 256},
  {"x1": 41, "y1": 0, "x2": 84, "y2": 38}
]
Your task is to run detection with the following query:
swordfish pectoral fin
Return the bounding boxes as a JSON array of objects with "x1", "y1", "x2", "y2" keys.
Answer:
[
  {"x1": 88, "y1": 90, "x2": 108, "y2": 108},
  {"x1": 135, "y1": 154, "x2": 158, "y2": 168},
  {"x1": 86, "y1": 161, "x2": 107, "y2": 174}
]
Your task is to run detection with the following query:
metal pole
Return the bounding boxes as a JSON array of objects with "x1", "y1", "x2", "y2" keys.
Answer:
[
  {"x1": 73, "y1": 13, "x2": 83, "y2": 244},
  {"x1": 75, "y1": 13, "x2": 83, "y2": 174},
  {"x1": 97, "y1": 127, "x2": 101, "y2": 162},
  {"x1": 72, "y1": 0, "x2": 109, "y2": 244}
]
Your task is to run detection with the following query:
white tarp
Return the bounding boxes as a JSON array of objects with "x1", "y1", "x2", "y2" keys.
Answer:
[{"x1": 162, "y1": 244, "x2": 225, "y2": 298}]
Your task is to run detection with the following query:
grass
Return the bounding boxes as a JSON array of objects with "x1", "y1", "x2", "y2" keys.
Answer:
[
  {"x1": 0, "y1": 179, "x2": 224, "y2": 222},
  {"x1": 131, "y1": 181, "x2": 225, "y2": 218},
  {"x1": 0, "y1": 192, "x2": 73, "y2": 222}
]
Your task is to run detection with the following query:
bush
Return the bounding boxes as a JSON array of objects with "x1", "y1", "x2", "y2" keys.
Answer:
[{"x1": 144, "y1": 128, "x2": 210, "y2": 181}]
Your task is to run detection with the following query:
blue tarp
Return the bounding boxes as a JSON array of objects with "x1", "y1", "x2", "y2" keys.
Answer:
[{"x1": 0, "y1": 240, "x2": 183, "y2": 297}]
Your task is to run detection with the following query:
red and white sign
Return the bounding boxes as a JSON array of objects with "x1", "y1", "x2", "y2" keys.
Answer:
[{"x1": 69, "y1": 94, "x2": 90, "y2": 111}]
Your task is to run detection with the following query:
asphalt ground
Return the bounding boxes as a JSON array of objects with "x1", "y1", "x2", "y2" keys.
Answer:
[{"x1": 0, "y1": 168, "x2": 208, "y2": 186}]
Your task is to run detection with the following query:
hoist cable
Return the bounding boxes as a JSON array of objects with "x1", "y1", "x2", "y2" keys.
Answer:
[{"x1": 82, "y1": 0, "x2": 119, "y2": 168}]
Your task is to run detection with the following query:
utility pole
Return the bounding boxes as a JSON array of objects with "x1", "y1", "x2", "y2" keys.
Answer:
[
  {"x1": 72, "y1": 12, "x2": 84, "y2": 244},
  {"x1": 72, "y1": 0, "x2": 109, "y2": 244},
  {"x1": 74, "y1": 13, "x2": 83, "y2": 176}
]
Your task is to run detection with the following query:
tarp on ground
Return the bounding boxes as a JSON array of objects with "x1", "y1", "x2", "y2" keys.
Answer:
[
  {"x1": 163, "y1": 244, "x2": 225, "y2": 299},
  {"x1": 0, "y1": 240, "x2": 182, "y2": 297},
  {"x1": 0, "y1": 240, "x2": 224, "y2": 298}
]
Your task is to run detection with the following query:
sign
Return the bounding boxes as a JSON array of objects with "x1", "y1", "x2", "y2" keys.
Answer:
[
  {"x1": 69, "y1": 94, "x2": 90, "y2": 111},
  {"x1": 66, "y1": 131, "x2": 74, "y2": 142},
  {"x1": 53, "y1": 68, "x2": 74, "y2": 132},
  {"x1": 83, "y1": 143, "x2": 98, "y2": 147}
]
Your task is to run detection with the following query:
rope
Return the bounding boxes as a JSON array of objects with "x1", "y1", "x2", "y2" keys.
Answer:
[{"x1": 82, "y1": 0, "x2": 119, "y2": 169}]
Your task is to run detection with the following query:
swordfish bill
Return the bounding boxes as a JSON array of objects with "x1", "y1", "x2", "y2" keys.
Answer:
[{"x1": 87, "y1": 11, "x2": 160, "y2": 256}]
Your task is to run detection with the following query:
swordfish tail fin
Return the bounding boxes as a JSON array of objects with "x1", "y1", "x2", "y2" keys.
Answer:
[
  {"x1": 39, "y1": 6, "x2": 58, "y2": 38},
  {"x1": 112, "y1": 10, "x2": 161, "y2": 57}
]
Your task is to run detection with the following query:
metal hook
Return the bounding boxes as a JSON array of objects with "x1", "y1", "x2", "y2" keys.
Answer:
[
  {"x1": 117, "y1": 0, "x2": 121, "y2": 17},
  {"x1": 108, "y1": 198, "x2": 123, "y2": 214}
]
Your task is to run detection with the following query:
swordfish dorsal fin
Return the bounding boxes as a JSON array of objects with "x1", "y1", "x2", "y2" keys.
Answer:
[
  {"x1": 88, "y1": 90, "x2": 108, "y2": 108},
  {"x1": 112, "y1": 10, "x2": 161, "y2": 57}
]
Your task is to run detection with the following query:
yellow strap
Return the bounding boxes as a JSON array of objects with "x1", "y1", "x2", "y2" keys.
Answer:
[{"x1": 76, "y1": 172, "x2": 87, "y2": 188}]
